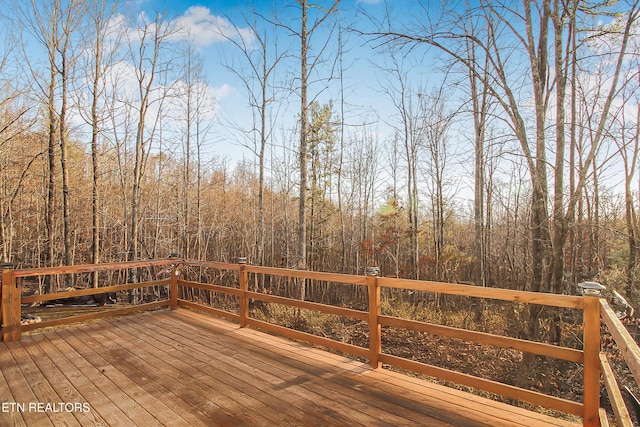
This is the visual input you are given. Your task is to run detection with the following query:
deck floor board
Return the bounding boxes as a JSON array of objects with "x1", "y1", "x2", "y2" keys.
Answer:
[
  {"x1": 1, "y1": 309, "x2": 580, "y2": 426},
  {"x1": 126, "y1": 311, "x2": 432, "y2": 427},
  {"x1": 0, "y1": 340, "x2": 54, "y2": 426},
  {"x1": 61, "y1": 324, "x2": 209, "y2": 426},
  {"x1": 145, "y1": 311, "x2": 458, "y2": 426}
]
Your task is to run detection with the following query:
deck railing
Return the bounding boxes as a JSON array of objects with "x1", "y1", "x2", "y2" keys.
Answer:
[{"x1": 2, "y1": 259, "x2": 639, "y2": 427}]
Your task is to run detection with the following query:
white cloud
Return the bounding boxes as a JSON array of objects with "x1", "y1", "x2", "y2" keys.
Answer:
[{"x1": 172, "y1": 6, "x2": 255, "y2": 48}]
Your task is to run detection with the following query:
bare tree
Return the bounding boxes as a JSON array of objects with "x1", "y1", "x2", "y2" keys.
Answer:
[
  {"x1": 56, "y1": 0, "x2": 83, "y2": 279},
  {"x1": 222, "y1": 12, "x2": 286, "y2": 267},
  {"x1": 0, "y1": 25, "x2": 38, "y2": 263},
  {"x1": 377, "y1": 52, "x2": 423, "y2": 279},
  {"x1": 16, "y1": 0, "x2": 62, "y2": 279},
  {"x1": 274, "y1": 0, "x2": 339, "y2": 299},
  {"x1": 78, "y1": 0, "x2": 120, "y2": 285},
  {"x1": 16, "y1": 0, "x2": 84, "y2": 289},
  {"x1": 282, "y1": 1, "x2": 339, "y2": 273},
  {"x1": 365, "y1": 0, "x2": 640, "y2": 294},
  {"x1": 419, "y1": 89, "x2": 456, "y2": 280},
  {"x1": 462, "y1": 11, "x2": 492, "y2": 287},
  {"x1": 125, "y1": 13, "x2": 176, "y2": 270}
]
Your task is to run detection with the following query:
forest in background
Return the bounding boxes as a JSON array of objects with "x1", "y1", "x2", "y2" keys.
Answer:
[{"x1": 1, "y1": 0, "x2": 639, "y2": 304}]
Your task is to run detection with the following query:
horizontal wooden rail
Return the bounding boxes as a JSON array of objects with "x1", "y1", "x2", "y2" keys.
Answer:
[
  {"x1": 3, "y1": 263, "x2": 175, "y2": 340},
  {"x1": 377, "y1": 277, "x2": 585, "y2": 309},
  {"x1": 178, "y1": 299, "x2": 240, "y2": 322},
  {"x1": 378, "y1": 352, "x2": 584, "y2": 416},
  {"x1": 21, "y1": 301, "x2": 169, "y2": 332},
  {"x1": 247, "y1": 291, "x2": 369, "y2": 321},
  {"x1": 182, "y1": 259, "x2": 240, "y2": 271},
  {"x1": 12, "y1": 259, "x2": 178, "y2": 278},
  {"x1": 600, "y1": 353, "x2": 633, "y2": 427},
  {"x1": 22, "y1": 279, "x2": 171, "y2": 304},
  {"x1": 177, "y1": 279, "x2": 242, "y2": 296},
  {"x1": 599, "y1": 299, "x2": 640, "y2": 427},
  {"x1": 379, "y1": 315, "x2": 584, "y2": 363},
  {"x1": 600, "y1": 300, "x2": 640, "y2": 385},
  {"x1": 244, "y1": 265, "x2": 369, "y2": 285},
  {"x1": 246, "y1": 317, "x2": 371, "y2": 359}
]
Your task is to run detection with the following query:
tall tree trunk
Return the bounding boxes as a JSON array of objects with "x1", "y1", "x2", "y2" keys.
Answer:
[
  {"x1": 298, "y1": 0, "x2": 308, "y2": 282},
  {"x1": 90, "y1": 26, "x2": 102, "y2": 286}
]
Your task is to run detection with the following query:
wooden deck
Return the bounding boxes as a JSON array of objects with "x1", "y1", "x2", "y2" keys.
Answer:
[{"x1": 0, "y1": 309, "x2": 579, "y2": 426}]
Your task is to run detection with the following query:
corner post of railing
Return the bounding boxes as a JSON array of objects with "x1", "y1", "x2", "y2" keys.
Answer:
[
  {"x1": 583, "y1": 296, "x2": 601, "y2": 427},
  {"x1": 169, "y1": 264, "x2": 179, "y2": 310},
  {"x1": 2, "y1": 267, "x2": 21, "y2": 342},
  {"x1": 366, "y1": 266, "x2": 381, "y2": 369},
  {"x1": 238, "y1": 257, "x2": 248, "y2": 328}
]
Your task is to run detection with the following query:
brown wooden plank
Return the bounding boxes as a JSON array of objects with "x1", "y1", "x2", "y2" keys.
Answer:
[
  {"x1": 380, "y1": 314, "x2": 584, "y2": 362},
  {"x1": 247, "y1": 291, "x2": 369, "y2": 320},
  {"x1": 378, "y1": 277, "x2": 584, "y2": 309},
  {"x1": 13, "y1": 259, "x2": 177, "y2": 278},
  {"x1": 364, "y1": 368, "x2": 578, "y2": 427},
  {"x1": 114, "y1": 319, "x2": 334, "y2": 425},
  {"x1": 200, "y1": 311, "x2": 575, "y2": 427},
  {"x1": 600, "y1": 352, "x2": 633, "y2": 427},
  {"x1": 246, "y1": 317, "x2": 370, "y2": 358},
  {"x1": 134, "y1": 310, "x2": 447, "y2": 425},
  {"x1": 4, "y1": 307, "x2": 581, "y2": 427},
  {"x1": 583, "y1": 296, "x2": 601, "y2": 426},
  {"x1": 0, "y1": 340, "x2": 54, "y2": 426},
  {"x1": 77, "y1": 316, "x2": 255, "y2": 427},
  {"x1": 50, "y1": 326, "x2": 190, "y2": 426},
  {"x1": 169, "y1": 268, "x2": 178, "y2": 310},
  {"x1": 21, "y1": 301, "x2": 168, "y2": 332},
  {"x1": 22, "y1": 280, "x2": 170, "y2": 304},
  {"x1": 13, "y1": 337, "x2": 109, "y2": 426},
  {"x1": 244, "y1": 265, "x2": 369, "y2": 285},
  {"x1": 111, "y1": 313, "x2": 372, "y2": 426},
  {"x1": 5, "y1": 341, "x2": 83, "y2": 426},
  {"x1": 600, "y1": 299, "x2": 640, "y2": 386},
  {"x1": 139, "y1": 312, "x2": 360, "y2": 423},
  {"x1": 0, "y1": 348, "x2": 27, "y2": 427},
  {"x1": 239, "y1": 264, "x2": 249, "y2": 327},
  {"x1": 378, "y1": 352, "x2": 583, "y2": 416},
  {"x1": 64, "y1": 322, "x2": 240, "y2": 427},
  {"x1": 177, "y1": 279, "x2": 242, "y2": 295},
  {"x1": 29, "y1": 332, "x2": 150, "y2": 426},
  {"x1": 368, "y1": 276, "x2": 381, "y2": 368},
  {"x1": 178, "y1": 309, "x2": 579, "y2": 427},
  {"x1": 163, "y1": 310, "x2": 493, "y2": 426},
  {"x1": 177, "y1": 299, "x2": 240, "y2": 321},
  {"x1": 2, "y1": 269, "x2": 21, "y2": 342},
  {"x1": 184, "y1": 260, "x2": 240, "y2": 271},
  {"x1": 148, "y1": 310, "x2": 424, "y2": 425}
]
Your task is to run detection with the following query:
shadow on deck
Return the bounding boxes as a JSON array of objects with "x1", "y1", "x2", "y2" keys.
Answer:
[{"x1": 0, "y1": 309, "x2": 577, "y2": 426}]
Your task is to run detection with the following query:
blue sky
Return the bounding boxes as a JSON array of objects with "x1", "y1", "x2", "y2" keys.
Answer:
[
  {"x1": 119, "y1": 0, "x2": 432, "y2": 165},
  {"x1": 2, "y1": 0, "x2": 476, "y2": 206}
]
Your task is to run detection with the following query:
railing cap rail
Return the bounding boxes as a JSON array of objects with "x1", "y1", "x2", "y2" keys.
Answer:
[{"x1": 9, "y1": 259, "x2": 180, "y2": 278}]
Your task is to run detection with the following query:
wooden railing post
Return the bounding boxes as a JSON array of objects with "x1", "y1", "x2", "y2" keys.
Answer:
[
  {"x1": 2, "y1": 268, "x2": 21, "y2": 342},
  {"x1": 583, "y1": 296, "x2": 601, "y2": 426},
  {"x1": 239, "y1": 257, "x2": 248, "y2": 328},
  {"x1": 169, "y1": 265, "x2": 179, "y2": 310},
  {"x1": 367, "y1": 267, "x2": 381, "y2": 369}
]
